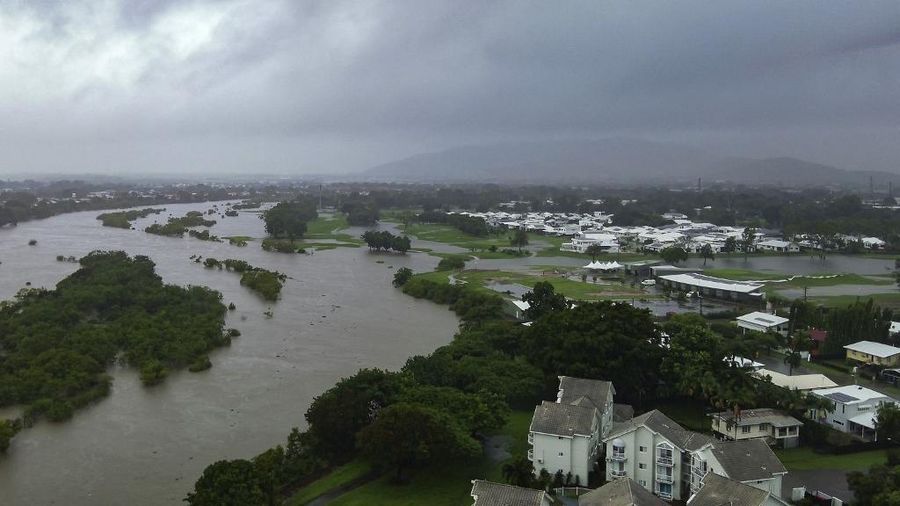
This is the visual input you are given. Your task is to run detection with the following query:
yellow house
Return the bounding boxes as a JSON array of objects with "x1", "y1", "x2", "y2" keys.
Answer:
[{"x1": 844, "y1": 341, "x2": 900, "y2": 367}]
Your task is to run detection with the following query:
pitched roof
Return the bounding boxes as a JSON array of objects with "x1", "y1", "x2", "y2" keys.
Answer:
[
  {"x1": 711, "y1": 408, "x2": 802, "y2": 428},
  {"x1": 605, "y1": 410, "x2": 711, "y2": 451},
  {"x1": 688, "y1": 473, "x2": 770, "y2": 506},
  {"x1": 530, "y1": 401, "x2": 596, "y2": 437},
  {"x1": 579, "y1": 478, "x2": 667, "y2": 506},
  {"x1": 704, "y1": 439, "x2": 787, "y2": 482},
  {"x1": 470, "y1": 480, "x2": 548, "y2": 506},
  {"x1": 558, "y1": 376, "x2": 614, "y2": 412},
  {"x1": 613, "y1": 404, "x2": 635, "y2": 423},
  {"x1": 844, "y1": 340, "x2": 900, "y2": 358}
]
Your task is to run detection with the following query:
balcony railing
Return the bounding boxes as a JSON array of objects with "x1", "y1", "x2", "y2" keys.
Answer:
[
  {"x1": 609, "y1": 452, "x2": 627, "y2": 462},
  {"x1": 656, "y1": 455, "x2": 674, "y2": 466},
  {"x1": 657, "y1": 490, "x2": 673, "y2": 500},
  {"x1": 610, "y1": 469, "x2": 627, "y2": 478},
  {"x1": 528, "y1": 433, "x2": 534, "y2": 444},
  {"x1": 657, "y1": 474, "x2": 674, "y2": 484},
  {"x1": 527, "y1": 449, "x2": 534, "y2": 462}
]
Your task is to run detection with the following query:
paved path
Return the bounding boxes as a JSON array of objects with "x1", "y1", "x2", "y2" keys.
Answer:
[{"x1": 782, "y1": 469, "x2": 853, "y2": 503}]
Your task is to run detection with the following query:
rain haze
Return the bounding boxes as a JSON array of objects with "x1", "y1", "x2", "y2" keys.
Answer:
[{"x1": 2, "y1": 0, "x2": 900, "y2": 176}]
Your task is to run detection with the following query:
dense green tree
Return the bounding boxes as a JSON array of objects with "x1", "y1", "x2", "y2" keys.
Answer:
[
  {"x1": 510, "y1": 229, "x2": 529, "y2": 252},
  {"x1": 361, "y1": 230, "x2": 411, "y2": 253},
  {"x1": 659, "y1": 246, "x2": 688, "y2": 264},
  {"x1": 847, "y1": 462, "x2": 900, "y2": 506},
  {"x1": 784, "y1": 330, "x2": 813, "y2": 376},
  {"x1": 396, "y1": 384, "x2": 508, "y2": 434},
  {"x1": 521, "y1": 282, "x2": 569, "y2": 321},
  {"x1": 723, "y1": 236, "x2": 737, "y2": 253},
  {"x1": 700, "y1": 243, "x2": 715, "y2": 265},
  {"x1": 435, "y1": 255, "x2": 467, "y2": 271},
  {"x1": 523, "y1": 301, "x2": 664, "y2": 406},
  {"x1": 0, "y1": 419, "x2": 22, "y2": 453},
  {"x1": 262, "y1": 200, "x2": 317, "y2": 241},
  {"x1": 357, "y1": 403, "x2": 480, "y2": 482},
  {"x1": 741, "y1": 227, "x2": 757, "y2": 259},
  {"x1": 585, "y1": 243, "x2": 605, "y2": 261},
  {"x1": 185, "y1": 459, "x2": 270, "y2": 506},
  {"x1": 876, "y1": 403, "x2": 900, "y2": 444},
  {"x1": 304, "y1": 369, "x2": 406, "y2": 462},
  {"x1": 502, "y1": 456, "x2": 536, "y2": 487},
  {"x1": 392, "y1": 267, "x2": 413, "y2": 287}
]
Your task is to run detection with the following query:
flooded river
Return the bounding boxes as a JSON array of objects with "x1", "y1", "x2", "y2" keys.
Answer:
[{"x1": 0, "y1": 203, "x2": 460, "y2": 505}]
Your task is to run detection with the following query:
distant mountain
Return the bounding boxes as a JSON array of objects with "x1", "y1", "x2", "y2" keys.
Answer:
[{"x1": 364, "y1": 139, "x2": 900, "y2": 187}]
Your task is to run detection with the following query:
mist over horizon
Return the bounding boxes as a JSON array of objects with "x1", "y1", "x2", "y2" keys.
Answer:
[{"x1": 1, "y1": 1, "x2": 900, "y2": 177}]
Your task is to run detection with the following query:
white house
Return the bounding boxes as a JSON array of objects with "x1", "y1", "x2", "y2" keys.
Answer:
[
  {"x1": 754, "y1": 369, "x2": 838, "y2": 391},
  {"x1": 756, "y1": 240, "x2": 799, "y2": 253},
  {"x1": 735, "y1": 312, "x2": 790, "y2": 336},
  {"x1": 470, "y1": 480, "x2": 551, "y2": 506},
  {"x1": 528, "y1": 377, "x2": 615, "y2": 484},
  {"x1": 688, "y1": 473, "x2": 789, "y2": 506},
  {"x1": 809, "y1": 385, "x2": 898, "y2": 441},
  {"x1": 689, "y1": 439, "x2": 787, "y2": 499},
  {"x1": 603, "y1": 410, "x2": 712, "y2": 501},
  {"x1": 709, "y1": 408, "x2": 802, "y2": 448}
]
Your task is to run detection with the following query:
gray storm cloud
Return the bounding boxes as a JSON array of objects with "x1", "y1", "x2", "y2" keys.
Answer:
[{"x1": 1, "y1": 0, "x2": 899, "y2": 175}]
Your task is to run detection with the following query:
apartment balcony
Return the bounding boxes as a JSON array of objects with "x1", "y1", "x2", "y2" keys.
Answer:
[
  {"x1": 527, "y1": 449, "x2": 534, "y2": 462},
  {"x1": 610, "y1": 469, "x2": 627, "y2": 478},
  {"x1": 608, "y1": 453, "x2": 627, "y2": 462},
  {"x1": 656, "y1": 474, "x2": 674, "y2": 484},
  {"x1": 656, "y1": 490, "x2": 673, "y2": 501},
  {"x1": 528, "y1": 433, "x2": 534, "y2": 444},
  {"x1": 656, "y1": 455, "x2": 674, "y2": 466}
]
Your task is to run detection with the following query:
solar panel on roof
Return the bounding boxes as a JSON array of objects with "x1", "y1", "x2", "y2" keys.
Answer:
[{"x1": 825, "y1": 392, "x2": 858, "y2": 403}]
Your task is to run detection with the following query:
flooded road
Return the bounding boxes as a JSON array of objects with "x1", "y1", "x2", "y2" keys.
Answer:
[{"x1": 0, "y1": 203, "x2": 460, "y2": 505}]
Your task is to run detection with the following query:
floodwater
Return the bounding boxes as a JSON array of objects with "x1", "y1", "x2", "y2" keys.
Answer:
[
  {"x1": 0, "y1": 203, "x2": 460, "y2": 505},
  {"x1": 683, "y1": 254, "x2": 896, "y2": 276}
]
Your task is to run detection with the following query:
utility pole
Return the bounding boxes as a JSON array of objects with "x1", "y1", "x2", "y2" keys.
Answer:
[{"x1": 697, "y1": 177, "x2": 702, "y2": 193}]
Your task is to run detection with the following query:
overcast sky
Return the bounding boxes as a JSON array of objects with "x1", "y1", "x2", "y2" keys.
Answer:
[{"x1": 1, "y1": 0, "x2": 899, "y2": 176}]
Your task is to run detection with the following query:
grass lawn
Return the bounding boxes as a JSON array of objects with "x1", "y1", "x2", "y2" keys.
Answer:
[
  {"x1": 773, "y1": 274, "x2": 895, "y2": 288},
  {"x1": 305, "y1": 215, "x2": 350, "y2": 236},
  {"x1": 447, "y1": 269, "x2": 649, "y2": 301},
  {"x1": 285, "y1": 460, "x2": 373, "y2": 506},
  {"x1": 299, "y1": 410, "x2": 534, "y2": 506},
  {"x1": 704, "y1": 268, "x2": 785, "y2": 281},
  {"x1": 775, "y1": 447, "x2": 887, "y2": 471}
]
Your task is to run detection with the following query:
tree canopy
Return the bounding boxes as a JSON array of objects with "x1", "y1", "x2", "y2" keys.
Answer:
[{"x1": 262, "y1": 200, "x2": 318, "y2": 241}]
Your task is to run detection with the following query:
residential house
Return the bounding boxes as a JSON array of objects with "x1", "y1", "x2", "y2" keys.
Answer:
[
  {"x1": 529, "y1": 377, "x2": 615, "y2": 484},
  {"x1": 469, "y1": 480, "x2": 551, "y2": 506},
  {"x1": 710, "y1": 408, "x2": 802, "y2": 448},
  {"x1": 578, "y1": 478, "x2": 666, "y2": 506},
  {"x1": 735, "y1": 312, "x2": 790, "y2": 337},
  {"x1": 689, "y1": 439, "x2": 787, "y2": 499},
  {"x1": 756, "y1": 240, "x2": 799, "y2": 253},
  {"x1": 844, "y1": 341, "x2": 900, "y2": 367},
  {"x1": 603, "y1": 410, "x2": 711, "y2": 501},
  {"x1": 688, "y1": 473, "x2": 789, "y2": 506},
  {"x1": 754, "y1": 369, "x2": 838, "y2": 392},
  {"x1": 809, "y1": 385, "x2": 898, "y2": 441}
]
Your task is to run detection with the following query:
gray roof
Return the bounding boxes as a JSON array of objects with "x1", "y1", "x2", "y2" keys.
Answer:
[
  {"x1": 471, "y1": 480, "x2": 548, "y2": 506},
  {"x1": 711, "y1": 408, "x2": 802, "y2": 428},
  {"x1": 579, "y1": 478, "x2": 667, "y2": 506},
  {"x1": 706, "y1": 439, "x2": 787, "y2": 482},
  {"x1": 606, "y1": 410, "x2": 711, "y2": 451},
  {"x1": 558, "y1": 376, "x2": 614, "y2": 412},
  {"x1": 688, "y1": 473, "x2": 770, "y2": 506},
  {"x1": 531, "y1": 401, "x2": 597, "y2": 437}
]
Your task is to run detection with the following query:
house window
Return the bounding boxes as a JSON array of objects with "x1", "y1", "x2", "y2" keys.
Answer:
[
  {"x1": 559, "y1": 452, "x2": 564, "y2": 456},
  {"x1": 639, "y1": 446, "x2": 646, "y2": 452},
  {"x1": 639, "y1": 480, "x2": 647, "y2": 486},
  {"x1": 639, "y1": 463, "x2": 646, "y2": 469},
  {"x1": 741, "y1": 426, "x2": 751, "y2": 433}
]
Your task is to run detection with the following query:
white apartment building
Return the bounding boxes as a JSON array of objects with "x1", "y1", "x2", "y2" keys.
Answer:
[
  {"x1": 528, "y1": 377, "x2": 615, "y2": 484},
  {"x1": 689, "y1": 439, "x2": 787, "y2": 498},
  {"x1": 603, "y1": 410, "x2": 711, "y2": 501}
]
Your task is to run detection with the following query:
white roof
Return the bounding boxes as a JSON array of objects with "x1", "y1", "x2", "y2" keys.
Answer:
[
  {"x1": 848, "y1": 412, "x2": 877, "y2": 430},
  {"x1": 844, "y1": 341, "x2": 900, "y2": 359},
  {"x1": 811, "y1": 385, "x2": 896, "y2": 404},
  {"x1": 755, "y1": 369, "x2": 838, "y2": 391},
  {"x1": 736, "y1": 311, "x2": 789, "y2": 328},
  {"x1": 758, "y1": 239, "x2": 792, "y2": 247},
  {"x1": 891, "y1": 322, "x2": 900, "y2": 335},
  {"x1": 658, "y1": 273, "x2": 764, "y2": 294},
  {"x1": 512, "y1": 300, "x2": 530, "y2": 311}
]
